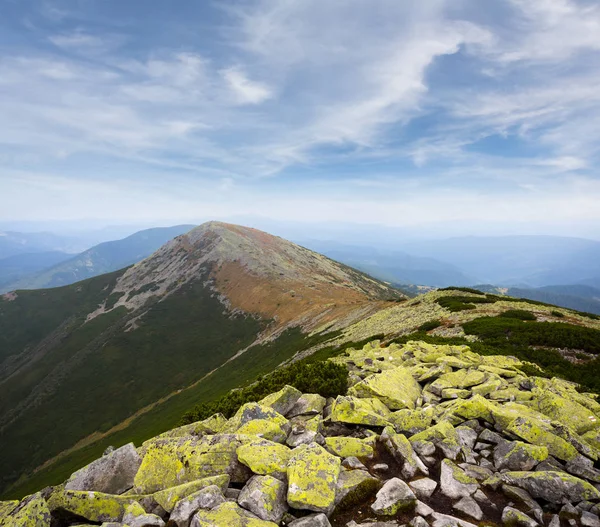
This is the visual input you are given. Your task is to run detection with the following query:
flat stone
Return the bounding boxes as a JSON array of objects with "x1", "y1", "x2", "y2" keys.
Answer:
[
  {"x1": 493, "y1": 441, "x2": 548, "y2": 471},
  {"x1": 2, "y1": 493, "x2": 52, "y2": 527},
  {"x1": 286, "y1": 394, "x2": 327, "y2": 418},
  {"x1": 190, "y1": 501, "x2": 278, "y2": 527},
  {"x1": 349, "y1": 366, "x2": 422, "y2": 410},
  {"x1": 259, "y1": 385, "x2": 302, "y2": 416},
  {"x1": 453, "y1": 496, "x2": 483, "y2": 521},
  {"x1": 440, "y1": 460, "x2": 478, "y2": 499},
  {"x1": 409, "y1": 478, "x2": 438, "y2": 500},
  {"x1": 288, "y1": 513, "x2": 332, "y2": 526},
  {"x1": 152, "y1": 475, "x2": 230, "y2": 512}
]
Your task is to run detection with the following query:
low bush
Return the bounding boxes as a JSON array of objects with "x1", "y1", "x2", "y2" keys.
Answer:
[
  {"x1": 436, "y1": 295, "x2": 496, "y2": 312},
  {"x1": 438, "y1": 287, "x2": 485, "y2": 295},
  {"x1": 418, "y1": 320, "x2": 442, "y2": 332},
  {"x1": 551, "y1": 310, "x2": 565, "y2": 318},
  {"x1": 498, "y1": 309, "x2": 536, "y2": 321}
]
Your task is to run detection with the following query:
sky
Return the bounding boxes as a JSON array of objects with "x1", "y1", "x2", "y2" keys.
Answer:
[{"x1": 1, "y1": 0, "x2": 600, "y2": 238}]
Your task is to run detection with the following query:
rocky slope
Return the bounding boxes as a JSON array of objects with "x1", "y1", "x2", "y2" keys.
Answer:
[
  {"x1": 4, "y1": 339, "x2": 600, "y2": 527},
  {"x1": 0, "y1": 222, "x2": 403, "y2": 498}
]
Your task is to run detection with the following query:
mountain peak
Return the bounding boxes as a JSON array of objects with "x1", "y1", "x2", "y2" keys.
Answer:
[{"x1": 87, "y1": 222, "x2": 405, "y2": 335}]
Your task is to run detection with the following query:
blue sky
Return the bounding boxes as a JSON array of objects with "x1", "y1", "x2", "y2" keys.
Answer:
[{"x1": 1, "y1": 0, "x2": 600, "y2": 237}]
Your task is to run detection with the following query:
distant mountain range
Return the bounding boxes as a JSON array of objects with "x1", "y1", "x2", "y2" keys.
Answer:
[{"x1": 0, "y1": 225, "x2": 195, "y2": 293}]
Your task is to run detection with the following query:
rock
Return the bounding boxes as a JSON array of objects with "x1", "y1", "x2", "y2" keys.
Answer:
[
  {"x1": 227, "y1": 403, "x2": 290, "y2": 435},
  {"x1": 226, "y1": 488, "x2": 241, "y2": 501},
  {"x1": 65, "y1": 442, "x2": 142, "y2": 495},
  {"x1": 581, "y1": 512, "x2": 600, "y2": 527},
  {"x1": 531, "y1": 389, "x2": 600, "y2": 435},
  {"x1": 123, "y1": 501, "x2": 165, "y2": 527},
  {"x1": 430, "y1": 369, "x2": 487, "y2": 395},
  {"x1": 372, "y1": 463, "x2": 389, "y2": 472},
  {"x1": 411, "y1": 421, "x2": 461, "y2": 460},
  {"x1": 152, "y1": 475, "x2": 230, "y2": 513},
  {"x1": 440, "y1": 460, "x2": 479, "y2": 499},
  {"x1": 566, "y1": 455, "x2": 600, "y2": 483},
  {"x1": 135, "y1": 435, "x2": 250, "y2": 493},
  {"x1": 411, "y1": 517, "x2": 430, "y2": 527},
  {"x1": 389, "y1": 408, "x2": 434, "y2": 435},
  {"x1": 287, "y1": 443, "x2": 341, "y2": 514},
  {"x1": 238, "y1": 475, "x2": 288, "y2": 523},
  {"x1": 190, "y1": 501, "x2": 278, "y2": 527},
  {"x1": 342, "y1": 456, "x2": 368, "y2": 470},
  {"x1": 324, "y1": 436, "x2": 374, "y2": 458},
  {"x1": 287, "y1": 416, "x2": 322, "y2": 447},
  {"x1": 286, "y1": 394, "x2": 327, "y2": 418},
  {"x1": 549, "y1": 516, "x2": 561, "y2": 527},
  {"x1": 415, "y1": 499, "x2": 434, "y2": 517},
  {"x1": 156, "y1": 414, "x2": 228, "y2": 441},
  {"x1": 455, "y1": 426, "x2": 478, "y2": 451},
  {"x1": 493, "y1": 441, "x2": 548, "y2": 471},
  {"x1": 430, "y1": 511, "x2": 478, "y2": 527},
  {"x1": 236, "y1": 439, "x2": 292, "y2": 480},
  {"x1": 330, "y1": 396, "x2": 391, "y2": 427},
  {"x1": 287, "y1": 513, "x2": 332, "y2": 526},
  {"x1": 47, "y1": 489, "x2": 135, "y2": 523},
  {"x1": 409, "y1": 478, "x2": 438, "y2": 500},
  {"x1": 236, "y1": 419, "x2": 288, "y2": 444},
  {"x1": 371, "y1": 477, "x2": 417, "y2": 515},
  {"x1": 2, "y1": 493, "x2": 52, "y2": 527},
  {"x1": 496, "y1": 471, "x2": 600, "y2": 504},
  {"x1": 381, "y1": 429, "x2": 428, "y2": 479},
  {"x1": 452, "y1": 496, "x2": 483, "y2": 521},
  {"x1": 348, "y1": 366, "x2": 422, "y2": 410},
  {"x1": 506, "y1": 417, "x2": 579, "y2": 462},
  {"x1": 501, "y1": 506, "x2": 538, "y2": 527},
  {"x1": 501, "y1": 484, "x2": 543, "y2": 523},
  {"x1": 259, "y1": 385, "x2": 302, "y2": 416},
  {"x1": 334, "y1": 469, "x2": 381, "y2": 511},
  {"x1": 168, "y1": 485, "x2": 226, "y2": 527}
]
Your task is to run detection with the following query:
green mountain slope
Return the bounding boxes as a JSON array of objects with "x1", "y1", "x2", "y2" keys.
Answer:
[
  {"x1": 0, "y1": 221, "x2": 403, "y2": 497},
  {"x1": 0, "y1": 251, "x2": 71, "y2": 289},
  {"x1": 1, "y1": 225, "x2": 195, "y2": 293}
]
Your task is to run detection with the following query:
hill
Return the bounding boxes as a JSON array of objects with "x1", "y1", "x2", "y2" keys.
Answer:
[
  {"x1": 0, "y1": 221, "x2": 403, "y2": 497},
  {"x1": 1, "y1": 225, "x2": 196, "y2": 293},
  {"x1": 0, "y1": 251, "x2": 71, "y2": 290}
]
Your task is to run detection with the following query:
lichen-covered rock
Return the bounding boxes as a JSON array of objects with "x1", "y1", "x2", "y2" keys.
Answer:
[
  {"x1": 411, "y1": 420, "x2": 461, "y2": 459},
  {"x1": 287, "y1": 443, "x2": 341, "y2": 514},
  {"x1": 495, "y1": 471, "x2": 600, "y2": 504},
  {"x1": 371, "y1": 477, "x2": 417, "y2": 515},
  {"x1": 123, "y1": 500, "x2": 165, "y2": 527},
  {"x1": 440, "y1": 459, "x2": 479, "y2": 499},
  {"x1": 493, "y1": 441, "x2": 548, "y2": 471},
  {"x1": 152, "y1": 475, "x2": 229, "y2": 512},
  {"x1": 150, "y1": 414, "x2": 228, "y2": 443},
  {"x1": 324, "y1": 436, "x2": 374, "y2": 459},
  {"x1": 333, "y1": 469, "x2": 381, "y2": 511},
  {"x1": 330, "y1": 396, "x2": 391, "y2": 427},
  {"x1": 168, "y1": 485, "x2": 226, "y2": 527},
  {"x1": 532, "y1": 389, "x2": 600, "y2": 435},
  {"x1": 0, "y1": 500, "x2": 19, "y2": 521},
  {"x1": 389, "y1": 408, "x2": 434, "y2": 435},
  {"x1": 453, "y1": 496, "x2": 483, "y2": 521},
  {"x1": 134, "y1": 435, "x2": 250, "y2": 493},
  {"x1": 286, "y1": 394, "x2": 327, "y2": 418},
  {"x1": 286, "y1": 415, "x2": 321, "y2": 447},
  {"x1": 238, "y1": 475, "x2": 288, "y2": 523},
  {"x1": 237, "y1": 439, "x2": 292, "y2": 480},
  {"x1": 259, "y1": 385, "x2": 302, "y2": 416},
  {"x1": 430, "y1": 369, "x2": 487, "y2": 396},
  {"x1": 2, "y1": 493, "x2": 51, "y2": 527},
  {"x1": 348, "y1": 366, "x2": 421, "y2": 410},
  {"x1": 47, "y1": 489, "x2": 136, "y2": 523},
  {"x1": 506, "y1": 417, "x2": 579, "y2": 462},
  {"x1": 382, "y1": 429, "x2": 428, "y2": 479},
  {"x1": 226, "y1": 403, "x2": 290, "y2": 435},
  {"x1": 236, "y1": 419, "x2": 288, "y2": 443},
  {"x1": 65, "y1": 442, "x2": 142, "y2": 495},
  {"x1": 190, "y1": 501, "x2": 278, "y2": 527},
  {"x1": 501, "y1": 506, "x2": 538, "y2": 527},
  {"x1": 288, "y1": 513, "x2": 332, "y2": 527}
]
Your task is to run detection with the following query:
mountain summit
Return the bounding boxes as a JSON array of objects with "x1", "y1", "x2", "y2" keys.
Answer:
[{"x1": 89, "y1": 221, "x2": 404, "y2": 336}]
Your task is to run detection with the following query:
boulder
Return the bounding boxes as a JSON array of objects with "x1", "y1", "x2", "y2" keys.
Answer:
[
  {"x1": 226, "y1": 403, "x2": 290, "y2": 435},
  {"x1": 453, "y1": 496, "x2": 483, "y2": 521},
  {"x1": 47, "y1": 489, "x2": 136, "y2": 523},
  {"x1": 440, "y1": 459, "x2": 479, "y2": 499},
  {"x1": 123, "y1": 501, "x2": 165, "y2": 527},
  {"x1": 236, "y1": 419, "x2": 288, "y2": 443},
  {"x1": 152, "y1": 475, "x2": 230, "y2": 512},
  {"x1": 493, "y1": 441, "x2": 548, "y2": 471},
  {"x1": 506, "y1": 417, "x2": 579, "y2": 462},
  {"x1": 168, "y1": 485, "x2": 226, "y2": 527},
  {"x1": 2, "y1": 493, "x2": 51, "y2": 527},
  {"x1": 324, "y1": 436, "x2": 374, "y2": 458},
  {"x1": 286, "y1": 415, "x2": 322, "y2": 447},
  {"x1": 236, "y1": 439, "x2": 292, "y2": 480},
  {"x1": 333, "y1": 469, "x2": 381, "y2": 511},
  {"x1": 371, "y1": 477, "x2": 417, "y2": 515},
  {"x1": 330, "y1": 396, "x2": 391, "y2": 427},
  {"x1": 65, "y1": 442, "x2": 142, "y2": 495},
  {"x1": 286, "y1": 394, "x2": 327, "y2": 418},
  {"x1": 381, "y1": 429, "x2": 428, "y2": 479},
  {"x1": 409, "y1": 478, "x2": 438, "y2": 500},
  {"x1": 287, "y1": 443, "x2": 341, "y2": 514},
  {"x1": 389, "y1": 408, "x2": 434, "y2": 435},
  {"x1": 259, "y1": 385, "x2": 302, "y2": 416},
  {"x1": 190, "y1": 501, "x2": 278, "y2": 527},
  {"x1": 501, "y1": 506, "x2": 538, "y2": 527},
  {"x1": 348, "y1": 366, "x2": 422, "y2": 410},
  {"x1": 238, "y1": 475, "x2": 288, "y2": 523},
  {"x1": 496, "y1": 471, "x2": 600, "y2": 504},
  {"x1": 288, "y1": 513, "x2": 332, "y2": 526}
]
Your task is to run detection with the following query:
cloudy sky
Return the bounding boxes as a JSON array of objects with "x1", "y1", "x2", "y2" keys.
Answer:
[{"x1": 1, "y1": 0, "x2": 600, "y2": 237}]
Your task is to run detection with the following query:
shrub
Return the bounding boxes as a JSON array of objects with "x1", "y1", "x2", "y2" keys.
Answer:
[
  {"x1": 499, "y1": 309, "x2": 536, "y2": 321},
  {"x1": 436, "y1": 295, "x2": 496, "y2": 312},
  {"x1": 438, "y1": 287, "x2": 485, "y2": 295},
  {"x1": 418, "y1": 320, "x2": 442, "y2": 332},
  {"x1": 552, "y1": 310, "x2": 565, "y2": 318}
]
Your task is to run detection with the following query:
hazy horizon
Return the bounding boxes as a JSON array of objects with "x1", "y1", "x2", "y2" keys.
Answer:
[{"x1": 2, "y1": 1, "x2": 600, "y2": 238}]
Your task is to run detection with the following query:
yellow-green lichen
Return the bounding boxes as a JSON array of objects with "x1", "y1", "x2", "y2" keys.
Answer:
[
  {"x1": 152, "y1": 474, "x2": 230, "y2": 512},
  {"x1": 192, "y1": 501, "x2": 278, "y2": 527},
  {"x1": 236, "y1": 439, "x2": 292, "y2": 479},
  {"x1": 324, "y1": 436, "x2": 375, "y2": 458}
]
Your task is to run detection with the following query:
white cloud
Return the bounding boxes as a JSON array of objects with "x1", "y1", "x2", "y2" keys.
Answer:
[{"x1": 221, "y1": 66, "x2": 273, "y2": 104}]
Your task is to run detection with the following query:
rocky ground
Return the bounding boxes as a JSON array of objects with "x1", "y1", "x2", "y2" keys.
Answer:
[{"x1": 3, "y1": 340, "x2": 600, "y2": 527}]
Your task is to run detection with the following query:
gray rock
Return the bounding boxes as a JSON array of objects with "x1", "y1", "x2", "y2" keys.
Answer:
[
  {"x1": 456, "y1": 427, "x2": 478, "y2": 451},
  {"x1": 238, "y1": 475, "x2": 288, "y2": 523},
  {"x1": 64, "y1": 443, "x2": 141, "y2": 495},
  {"x1": 413, "y1": 441, "x2": 436, "y2": 457},
  {"x1": 566, "y1": 456, "x2": 600, "y2": 483},
  {"x1": 501, "y1": 506, "x2": 538, "y2": 527},
  {"x1": 493, "y1": 441, "x2": 545, "y2": 471},
  {"x1": 372, "y1": 463, "x2": 389, "y2": 472},
  {"x1": 409, "y1": 478, "x2": 438, "y2": 500},
  {"x1": 548, "y1": 516, "x2": 561, "y2": 527},
  {"x1": 415, "y1": 500, "x2": 434, "y2": 517},
  {"x1": 452, "y1": 497, "x2": 483, "y2": 521},
  {"x1": 168, "y1": 485, "x2": 226, "y2": 527},
  {"x1": 410, "y1": 516, "x2": 430, "y2": 527},
  {"x1": 501, "y1": 484, "x2": 543, "y2": 523},
  {"x1": 430, "y1": 511, "x2": 478, "y2": 527},
  {"x1": 440, "y1": 460, "x2": 478, "y2": 499},
  {"x1": 286, "y1": 394, "x2": 327, "y2": 418},
  {"x1": 371, "y1": 478, "x2": 417, "y2": 515},
  {"x1": 581, "y1": 512, "x2": 600, "y2": 527},
  {"x1": 472, "y1": 489, "x2": 495, "y2": 508},
  {"x1": 474, "y1": 442, "x2": 491, "y2": 451},
  {"x1": 288, "y1": 513, "x2": 332, "y2": 526},
  {"x1": 342, "y1": 456, "x2": 368, "y2": 470},
  {"x1": 123, "y1": 506, "x2": 165, "y2": 527},
  {"x1": 560, "y1": 503, "x2": 579, "y2": 520},
  {"x1": 224, "y1": 488, "x2": 241, "y2": 502},
  {"x1": 479, "y1": 429, "x2": 507, "y2": 445}
]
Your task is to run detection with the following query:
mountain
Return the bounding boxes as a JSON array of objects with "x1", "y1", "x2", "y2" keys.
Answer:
[
  {"x1": 0, "y1": 221, "x2": 403, "y2": 497},
  {"x1": 1, "y1": 225, "x2": 196, "y2": 293},
  {"x1": 3, "y1": 287, "x2": 600, "y2": 527},
  {"x1": 508, "y1": 284, "x2": 600, "y2": 315},
  {"x1": 404, "y1": 235, "x2": 600, "y2": 287},
  {"x1": 0, "y1": 251, "x2": 71, "y2": 289},
  {"x1": 296, "y1": 239, "x2": 476, "y2": 287},
  {"x1": 0, "y1": 231, "x2": 81, "y2": 260}
]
